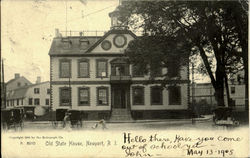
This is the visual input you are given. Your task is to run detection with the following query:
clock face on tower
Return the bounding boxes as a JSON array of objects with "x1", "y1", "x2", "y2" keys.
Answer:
[
  {"x1": 113, "y1": 34, "x2": 127, "y2": 48},
  {"x1": 101, "y1": 40, "x2": 112, "y2": 50}
]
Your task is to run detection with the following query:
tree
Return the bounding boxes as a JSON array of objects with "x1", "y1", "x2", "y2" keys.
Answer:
[
  {"x1": 228, "y1": 0, "x2": 248, "y2": 110},
  {"x1": 125, "y1": 35, "x2": 190, "y2": 84},
  {"x1": 118, "y1": 1, "x2": 248, "y2": 108}
]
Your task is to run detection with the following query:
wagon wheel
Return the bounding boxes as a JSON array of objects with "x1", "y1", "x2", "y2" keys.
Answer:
[
  {"x1": 52, "y1": 121, "x2": 57, "y2": 128},
  {"x1": 75, "y1": 120, "x2": 81, "y2": 128},
  {"x1": 5, "y1": 123, "x2": 10, "y2": 131},
  {"x1": 14, "y1": 121, "x2": 20, "y2": 131},
  {"x1": 78, "y1": 120, "x2": 83, "y2": 128},
  {"x1": 2, "y1": 122, "x2": 8, "y2": 131},
  {"x1": 70, "y1": 120, "x2": 75, "y2": 128},
  {"x1": 13, "y1": 122, "x2": 17, "y2": 131},
  {"x1": 20, "y1": 120, "x2": 24, "y2": 130},
  {"x1": 75, "y1": 120, "x2": 80, "y2": 128}
]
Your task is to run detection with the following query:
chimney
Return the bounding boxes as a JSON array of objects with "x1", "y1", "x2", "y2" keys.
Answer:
[
  {"x1": 36, "y1": 76, "x2": 41, "y2": 84},
  {"x1": 55, "y1": 28, "x2": 60, "y2": 37},
  {"x1": 14, "y1": 73, "x2": 20, "y2": 79}
]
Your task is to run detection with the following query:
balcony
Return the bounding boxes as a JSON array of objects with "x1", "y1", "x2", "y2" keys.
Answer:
[{"x1": 110, "y1": 75, "x2": 131, "y2": 84}]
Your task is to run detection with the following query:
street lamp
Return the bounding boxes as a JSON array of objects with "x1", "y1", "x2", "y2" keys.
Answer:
[{"x1": 68, "y1": 77, "x2": 72, "y2": 109}]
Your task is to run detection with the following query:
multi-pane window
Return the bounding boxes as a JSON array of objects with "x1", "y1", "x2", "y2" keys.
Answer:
[
  {"x1": 60, "y1": 59, "x2": 71, "y2": 78},
  {"x1": 231, "y1": 99, "x2": 236, "y2": 106},
  {"x1": 34, "y1": 98, "x2": 40, "y2": 105},
  {"x1": 29, "y1": 98, "x2": 33, "y2": 105},
  {"x1": 34, "y1": 88, "x2": 40, "y2": 94},
  {"x1": 168, "y1": 67, "x2": 179, "y2": 78},
  {"x1": 97, "y1": 60, "x2": 107, "y2": 78},
  {"x1": 46, "y1": 99, "x2": 50, "y2": 105},
  {"x1": 132, "y1": 65, "x2": 144, "y2": 77},
  {"x1": 97, "y1": 87, "x2": 108, "y2": 105},
  {"x1": 47, "y1": 89, "x2": 50, "y2": 94},
  {"x1": 78, "y1": 87, "x2": 90, "y2": 106},
  {"x1": 150, "y1": 67, "x2": 162, "y2": 77},
  {"x1": 153, "y1": 67, "x2": 162, "y2": 77},
  {"x1": 151, "y1": 86, "x2": 163, "y2": 105},
  {"x1": 21, "y1": 99, "x2": 23, "y2": 105},
  {"x1": 169, "y1": 86, "x2": 181, "y2": 105},
  {"x1": 231, "y1": 87, "x2": 235, "y2": 94},
  {"x1": 132, "y1": 87, "x2": 144, "y2": 105},
  {"x1": 60, "y1": 87, "x2": 71, "y2": 106},
  {"x1": 78, "y1": 60, "x2": 89, "y2": 77},
  {"x1": 17, "y1": 99, "x2": 19, "y2": 106},
  {"x1": 168, "y1": 60, "x2": 180, "y2": 78}
]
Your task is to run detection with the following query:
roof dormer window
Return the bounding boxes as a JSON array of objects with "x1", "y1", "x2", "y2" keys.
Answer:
[
  {"x1": 79, "y1": 38, "x2": 90, "y2": 50},
  {"x1": 61, "y1": 37, "x2": 72, "y2": 49}
]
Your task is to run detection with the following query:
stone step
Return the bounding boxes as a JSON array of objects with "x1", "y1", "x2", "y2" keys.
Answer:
[
  {"x1": 112, "y1": 109, "x2": 130, "y2": 115},
  {"x1": 110, "y1": 109, "x2": 133, "y2": 121},
  {"x1": 110, "y1": 115, "x2": 133, "y2": 121}
]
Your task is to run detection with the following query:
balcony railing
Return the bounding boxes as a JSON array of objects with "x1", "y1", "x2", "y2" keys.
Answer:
[{"x1": 110, "y1": 75, "x2": 131, "y2": 83}]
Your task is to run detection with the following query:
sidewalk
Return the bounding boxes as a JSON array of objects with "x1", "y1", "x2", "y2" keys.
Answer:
[{"x1": 26, "y1": 115, "x2": 213, "y2": 124}]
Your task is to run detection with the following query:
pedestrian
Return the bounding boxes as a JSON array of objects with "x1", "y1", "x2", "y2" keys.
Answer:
[
  {"x1": 63, "y1": 111, "x2": 71, "y2": 130},
  {"x1": 92, "y1": 119, "x2": 107, "y2": 130}
]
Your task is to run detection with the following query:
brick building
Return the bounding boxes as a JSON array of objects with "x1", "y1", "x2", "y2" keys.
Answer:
[{"x1": 48, "y1": 8, "x2": 190, "y2": 120}]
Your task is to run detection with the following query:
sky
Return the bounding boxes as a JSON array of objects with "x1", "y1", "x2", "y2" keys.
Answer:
[
  {"x1": 2, "y1": 0, "x2": 118, "y2": 83},
  {"x1": 1, "y1": 0, "x2": 209, "y2": 84}
]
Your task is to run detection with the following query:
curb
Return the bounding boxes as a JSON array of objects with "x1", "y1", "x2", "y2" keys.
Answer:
[{"x1": 25, "y1": 117, "x2": 212, "y2": 124}]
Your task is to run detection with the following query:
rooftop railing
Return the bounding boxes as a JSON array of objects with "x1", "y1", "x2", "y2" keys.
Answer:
[
  {"x1": 55, "y1": 28, "x2": 143, "y2": 37},
  {"x1": 59, "y1": 30, "x2": 107, "y2": 37}
]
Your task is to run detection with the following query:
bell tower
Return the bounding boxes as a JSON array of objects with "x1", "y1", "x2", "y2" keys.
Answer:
[{"x1": 109, "y1": 7, "x2": 128, "y2": 30}]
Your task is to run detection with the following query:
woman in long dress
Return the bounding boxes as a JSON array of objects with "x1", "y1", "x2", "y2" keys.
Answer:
[{"x1": 63, "y1": 112, "x2": 71, "y2": 131}]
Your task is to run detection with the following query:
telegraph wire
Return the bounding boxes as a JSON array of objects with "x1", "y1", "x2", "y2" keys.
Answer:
[{"x1": 2, "y1": 3, "x2": 117, "y2": 37}]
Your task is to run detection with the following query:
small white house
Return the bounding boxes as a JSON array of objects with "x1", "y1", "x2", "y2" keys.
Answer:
[{"x1": 6, "y1": 81, "x2": 50, "y2": 118}]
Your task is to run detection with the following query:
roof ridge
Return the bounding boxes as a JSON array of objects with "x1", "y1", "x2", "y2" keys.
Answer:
[
  {"x1": 9, "y1": 81, "x2": 49, "y2": 91},
  {"x1": 6, "y1": 76, "x2": 32, "y2": 85}
]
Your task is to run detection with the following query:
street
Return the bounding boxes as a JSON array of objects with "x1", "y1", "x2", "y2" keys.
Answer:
[{"x1": 2, "y1": 116, "x2": 246, "y2": 132}]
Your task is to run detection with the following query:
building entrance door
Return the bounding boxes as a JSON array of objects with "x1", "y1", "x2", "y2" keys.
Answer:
[{"x1": 112, "y1": 87, "x2": 127, "y2": 109}]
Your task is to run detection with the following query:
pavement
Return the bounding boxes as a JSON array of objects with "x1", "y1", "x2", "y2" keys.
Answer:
[
  {"x1": 26, "y1": 115, "x2": 213, "y2": 125},
  {"x1": 3, "y1": 115, "x2": 247, "y2": 132},
  {"x1": 0, "y1": 115, "x2": 217, "y2": 131}
]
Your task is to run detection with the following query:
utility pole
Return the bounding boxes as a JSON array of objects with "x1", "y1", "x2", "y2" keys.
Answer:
[
  {"x1": 192, "y1": 63, "x2": 195, "y2": 105},
  {"x1": 191, "y1": 62, "x2": 196, "y2": 124},
  {"x1": 1, "y1": 59, "x2": 6, "y2": 109},
  {"x1": 69, "y1": 77, "x2": 72, "y2": 109},
  {"x1": 65, "y1": 0, "x2": 68, "y2": 36}
]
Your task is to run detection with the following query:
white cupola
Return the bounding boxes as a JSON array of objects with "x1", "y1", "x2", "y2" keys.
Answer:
[{"x1": 109, "y1": 7, "x2": 127, "y2": 30}]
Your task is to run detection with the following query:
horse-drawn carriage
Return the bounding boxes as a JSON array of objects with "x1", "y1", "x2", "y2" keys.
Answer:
[
  {"x1": 52, "y1": 109, "x2": 82, "y2": 128},
  {"x1": 1, "y1": 108, "x2": 24, "y2": 130},
  {"x1": 212, "y1": 107, "x2": 239, "y2": 127},
  {"x1": 67, "y1": 110, "x2": 83, "y2": 128}
]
